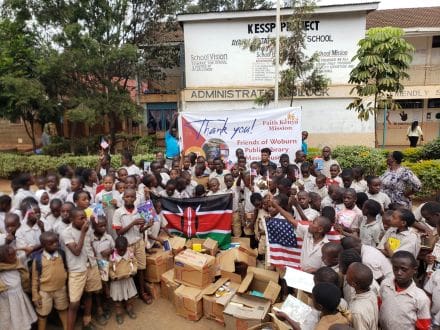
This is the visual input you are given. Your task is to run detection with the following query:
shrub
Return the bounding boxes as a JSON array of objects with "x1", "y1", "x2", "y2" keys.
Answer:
[
  {"x1": 332, "y1": 145, "x2": 387, "y2": 176},
  {"x1": 402, "y1": 147, "x2": 424, "y2": 162},
  {"x1": 404, "y1": 160, "x2": 440, "y2": 197},
  {"x1": 0, "y1": 153, "x2": 155, "y2": 178},
  {"x1": 421, "y1": 137, "x2": 440, "y2": 160}
]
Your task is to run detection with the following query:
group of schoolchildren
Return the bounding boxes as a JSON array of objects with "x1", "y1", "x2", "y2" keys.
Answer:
[{"x1": 0, "y1": 146, "x2": 439, "y2": 330}]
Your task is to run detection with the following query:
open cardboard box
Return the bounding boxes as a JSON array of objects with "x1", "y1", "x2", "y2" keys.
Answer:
[
  {"x1": 174, "y1": 249, "x2": 216, "y2": 288},
  {"x1": 145, "y1": 248, "x2": 174, "y2": 283},
  {"x1": 174, "y1": 284, "x2": 204, "y2": 321},
  {"x1": 186, "y1": 237, "x2": 219, "y2": 256},
  {"x1": 237, "y1": 266, "x2": 281, "y2": 304},
  {"x1": 223, "y1": 294, "x2": 272, "y2": 330},
  {"x1": 202, "y1": 277, "x2": 239, "y2": 324},
  {"x1": 160, "y1": 268, "x2": 180, "y2": 305},
  {"x1": 168, "y1": 236, "x2": 187, "y2": 255},
  {"x1": 216, "y1": 243, "x2": 258, "y2": 283}
]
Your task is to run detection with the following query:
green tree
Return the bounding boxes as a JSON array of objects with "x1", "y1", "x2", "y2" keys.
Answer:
[
  {"x1": 245, "y1": 0, "x2": 329, "y2": 105},
  {"x1": 347, "y1": 27, "x2": 414, "y2": 144},
  {"x1": 21, "y1": 0, "x2": 186, "y2": 150},
  {"x1": 186, "y1": 0, "x2": 271, "y2": 13},
  {"x1": 0, "y1": 17, "x2": 59, "y2": 151}
]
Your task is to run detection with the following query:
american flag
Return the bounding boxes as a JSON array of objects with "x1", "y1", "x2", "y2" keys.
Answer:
[
  {"x1": 265, "y1": 217, "x2": 298, "y2": 268},
  {"x1": 266, "y1": 219, "x2": 341, "y2": 270}
]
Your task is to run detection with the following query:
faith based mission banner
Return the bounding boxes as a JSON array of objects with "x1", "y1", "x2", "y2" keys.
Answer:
[{"x1": 179, "y1": 107, "x2": 301, "y2": 163}]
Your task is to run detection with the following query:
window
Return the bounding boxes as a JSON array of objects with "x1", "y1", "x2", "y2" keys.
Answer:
[
  {"x1": 394, "y1": 99, "x2": 424, "y2": 109},
  {"x1": 432, "y1": 36, "x2": 440, "y2": 48},
  {"x1": 428, "y1": 98, "x2": 440, "y2": 108}
]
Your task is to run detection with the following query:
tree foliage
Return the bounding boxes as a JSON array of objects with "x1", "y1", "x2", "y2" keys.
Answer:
[
  {"x1": 186, "y1": 0, "x2": 272, "y2": 13},
  {"x1": 347, "y1": 27, "x2": 414, "y2": 121},
  {"x1": 244, "y1": 0, "x2": 329, "y2": 105}
]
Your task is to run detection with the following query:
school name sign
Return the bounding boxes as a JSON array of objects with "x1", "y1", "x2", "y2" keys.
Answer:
[{"x1": 179, "y1": 107, "x2": 301, "y2": 163}]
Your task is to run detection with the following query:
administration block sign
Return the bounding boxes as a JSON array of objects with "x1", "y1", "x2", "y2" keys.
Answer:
[{"x1": 179, "y1": 107, "x2": 301, "y2": 163}]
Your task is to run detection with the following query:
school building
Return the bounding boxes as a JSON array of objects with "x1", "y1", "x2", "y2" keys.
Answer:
[
  {"x1": 368, "y1": 7, "x2": 440, "y2": 147},
  {"x1": 177, "y1": 3, "x2": 440, "y2": 149}
]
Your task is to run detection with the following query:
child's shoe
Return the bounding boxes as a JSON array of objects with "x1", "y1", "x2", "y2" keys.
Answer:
[{"x1": 116, "y1": 314, "x2": 124, "y2": 325}]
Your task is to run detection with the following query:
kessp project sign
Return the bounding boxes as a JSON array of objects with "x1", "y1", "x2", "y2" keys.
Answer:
[{"x1": 179, "y1": 107, "x2": 301, "y2": 163}]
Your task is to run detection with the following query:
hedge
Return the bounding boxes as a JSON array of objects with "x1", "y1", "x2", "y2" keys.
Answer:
[
  {"x1": 0, "y1": 153, "x2": 155, "y2": 178},
  {"x1": 404, "y1": 160, "x2": 440, "y2": 197},
  {"x1": 332, "y1": 145, "x2": 387, "y2": 176}
]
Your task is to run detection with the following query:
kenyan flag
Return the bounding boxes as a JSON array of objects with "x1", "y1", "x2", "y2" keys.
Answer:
[{"x1": 157, "y1": 194, "x2": 233, "y2": 249}]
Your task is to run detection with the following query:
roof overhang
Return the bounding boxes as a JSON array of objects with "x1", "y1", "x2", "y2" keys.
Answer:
[
  {"x1": 403, "y1": 27, "x2": 440, "y2": 37},
  {"x1": 177, "y1": 2, "x2": 379, "y2": 23}
]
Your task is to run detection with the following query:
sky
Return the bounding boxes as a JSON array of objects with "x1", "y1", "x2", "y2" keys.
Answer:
[{"x1": 316, "y1": 0, "x2": 440, "y2": 9}]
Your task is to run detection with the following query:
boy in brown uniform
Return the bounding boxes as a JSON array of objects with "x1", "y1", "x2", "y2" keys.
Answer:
[{"x1": 32, "y1": 231, "x2": 68, "y2": 330}]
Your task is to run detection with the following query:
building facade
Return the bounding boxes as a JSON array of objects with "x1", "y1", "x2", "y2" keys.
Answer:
[
  {"x1": 177, "y1": 2, "x2": 379, "y2": 149},
  {"x1": 367, "y1": 7, "x2": 440, "y2": 147}
]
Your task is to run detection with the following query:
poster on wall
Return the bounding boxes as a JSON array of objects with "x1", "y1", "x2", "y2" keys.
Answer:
[
  {"x1": 179, "y1": 107, "x2": 301, "y2": 164},
  {"x1": 183, "y1": 14, "x2": 365, "y2": 88}
]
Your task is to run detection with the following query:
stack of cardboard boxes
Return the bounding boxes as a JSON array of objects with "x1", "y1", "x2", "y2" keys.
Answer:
[{"x1": 151, "y1": 237, "x2": 282, "y2": 328}]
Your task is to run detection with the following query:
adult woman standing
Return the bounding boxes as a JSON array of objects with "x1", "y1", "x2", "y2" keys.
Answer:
[
  {"x1": 380, "y1": 151, "x2": 421, "y2": 208},
  {"x1": 406, "y1": 121, "x2": 423, "y2": 147}
]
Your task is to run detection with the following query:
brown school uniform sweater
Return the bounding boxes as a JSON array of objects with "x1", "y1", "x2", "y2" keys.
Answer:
[{"x1": 32, "y1": 254, "x2": 67, "y2": 298}]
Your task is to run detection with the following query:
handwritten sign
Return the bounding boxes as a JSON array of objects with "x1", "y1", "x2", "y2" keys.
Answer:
[{"x1": 179, "y1": 107, "x2": 301, "y2": 163}]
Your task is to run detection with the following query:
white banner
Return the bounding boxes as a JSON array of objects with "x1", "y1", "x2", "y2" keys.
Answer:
[{"x1": 179, "y1": 107, "x2": 301, "y2": 163}]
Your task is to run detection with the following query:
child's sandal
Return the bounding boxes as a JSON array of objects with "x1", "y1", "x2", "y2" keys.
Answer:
[{"x1": 116, "y1": 314, "x2": 124, "y2": 325}]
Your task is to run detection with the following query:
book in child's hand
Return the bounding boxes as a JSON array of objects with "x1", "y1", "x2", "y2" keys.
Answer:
[
  {"x1": 102, "y1": 192, "x2": 113, "y2": 205},
  {"x1": 137, "y1": 200, "x2": 158, "y2": 223},
  {"x1": 388, "y1": 237, "x2": 401, "y2": 251},
  {"x1": 278, "y1": 294, "x2": 313, "y2": 324},
  {"x1": 314, "y1": 157, "x2": 324, "y2": 171},
  {"x1": 97, "y1": 259, "x2": 109, "y2": 281}
]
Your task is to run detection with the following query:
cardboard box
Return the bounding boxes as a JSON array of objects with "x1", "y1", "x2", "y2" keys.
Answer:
[
  {"x1": 237, "y1": 267, "x2": 281, "y2": 303},
  {"x1": 174, "y1": 285, "x2": 204, "y2": 321},
  {"x1": 223, "y1": 294, "x2": 271, "y2": 330},
  {"x1": 160, "y1": 269, "x2": 180, "y2": 305},
  {"x1": 216, "y1": 244, "x2": 257, "y2": 282},
  {"x1": 202, "y1": 278, "x2": 240, "y2": 324},
  {"x1": 187, "y1": 237, "x2": 219, "y2": 256},
  {"x1": 147, "y1": 282, "x2": 161, "y2": 300},
  {"x1": 168, "y1": 236, "x2": 187, "y2": 255},
  {"x1": 174, "y1": 249, "x2": 216, "y2": 289},
  {"x1": 145, "y1": 248, "x2": 174, "y2": 282}
]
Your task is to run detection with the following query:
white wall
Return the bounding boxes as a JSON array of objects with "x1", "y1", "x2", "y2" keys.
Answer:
[{"x1": 183, "y1": 98, "x2": 375, "y2": 134}]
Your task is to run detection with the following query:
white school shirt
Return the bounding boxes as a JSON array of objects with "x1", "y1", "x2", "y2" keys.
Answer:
[
  {"x1": 159, "y1": 190, "x2": 180, "y2": 198},
  {"x1": 47, "y1": 189, "x2": 68, "y2": 202},
  {"x1": 43, "y1": 214, "x2": 61, "y2": 232},
  {"x1": 92, "y1": 233, "x2": 115, "y2": 260},
  {"x1": 424, "y1": 270, "x2": 440, "y2": 326},
  {"x1": 53, "y1": 220, "x2": 70, "y2": 236},
  {"x1": 124, "y1": 164, "x2": 142, "y2": 177},
  {"x1": 243, "y1": 187, "x2": 255, "y2": 213},
  {"x1": 16, "y1": 222, "x2": 41, "y2": 250},
  {"x1": 292, "y1": 206, "x2": 320, "y2": 221},
  {"x1": 366, "y1": 191, "x2": 391, "y2": 211},
  {"x1": 359, "y1": 217, "x2": 383, "y2": 247},
  {"x1": 351, "y1": 179, "x2": 368, "y2": 193},
  {"x1": 208, "y1": 170, "x2": 231, "y2": 191},
  {"x1": 83, "y1": 184, "x2": 97, "y2": 203},
  {"x1": 59, "y1": 177, "x2": 71, "y2": 193},
  {"x1": 360, "y1": 244, "x2": 393, "y2": 280},
  {"x1": 12, "y1": 188, "x2": 36, "y2": 211},
  {"x1": 295, "y1": 223, "x2": 328, "y2": 272},
  {"x1": 379, "y1": 278, "x2": 431, "y2": 330},
  {"x1": 61, "y1": 224, "x2": 96, "y2": 272},
  {"x1": 112, "y1": 206, "x2": 143, "y2": 245},
  {"x1": 0, "y1": 211, "x2": 5, "y2": 233},
  {"x1": 378, "y1": 227, "x2": 421, "y2": 258}
]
